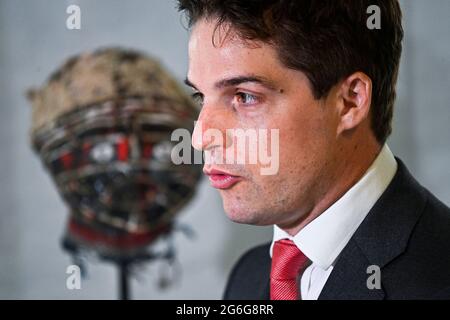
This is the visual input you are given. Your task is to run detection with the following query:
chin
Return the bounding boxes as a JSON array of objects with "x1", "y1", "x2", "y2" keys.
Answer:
[{"x1": 222, "y1": 200, "x2": 272, "y2": 226}]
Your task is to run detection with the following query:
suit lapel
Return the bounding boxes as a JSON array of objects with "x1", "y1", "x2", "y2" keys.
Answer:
[
  {"x1": 319, "y1": 239, "x2": 385, "y2": 300},
  {"x1": 260, "y1": 279, "x2": 270, "y2": 300},
  {"x1": 319, "y1": 159, "x2": 428, "y2": 300}
]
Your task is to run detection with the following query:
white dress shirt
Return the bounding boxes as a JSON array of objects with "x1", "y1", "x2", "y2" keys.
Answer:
[{"x1": 270, "y1": 144, "x2": 398, "y2": 300}]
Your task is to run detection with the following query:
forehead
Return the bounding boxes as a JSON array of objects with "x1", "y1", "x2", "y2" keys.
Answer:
[{"x1": 187, "y1": 18, "x2": 286, "y2": 86}]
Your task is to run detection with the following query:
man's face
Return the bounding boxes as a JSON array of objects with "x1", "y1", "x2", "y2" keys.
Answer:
[{"x1": 187, "y1": 19, "x2": 340, "y2": 229}]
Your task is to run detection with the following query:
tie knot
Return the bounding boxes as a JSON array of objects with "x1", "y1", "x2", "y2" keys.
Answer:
[{"x1": 271, "y1": 239, "x2": 309, "y2": 280}]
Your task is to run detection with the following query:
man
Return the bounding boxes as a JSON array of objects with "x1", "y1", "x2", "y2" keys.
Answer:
[{"x1": 178, "y1": 0, "x2": 450, "y2": 299}]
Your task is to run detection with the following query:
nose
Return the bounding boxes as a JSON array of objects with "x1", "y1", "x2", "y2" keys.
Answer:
[{"x1": 191, "y1": 104, "x2": 229, "y2": 152}]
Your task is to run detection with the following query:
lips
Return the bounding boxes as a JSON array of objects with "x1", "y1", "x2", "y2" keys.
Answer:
[{"x1": 204, "y1": 168, "x2": 242, "y2": 190}]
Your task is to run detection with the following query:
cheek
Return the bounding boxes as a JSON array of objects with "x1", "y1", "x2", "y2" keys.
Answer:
[
  {"x1": 270, "y1": 107, "x2": 334, "y2": 194},
  {"x1": 276, "y1": 116, "x2": 315, "y2": 173}
]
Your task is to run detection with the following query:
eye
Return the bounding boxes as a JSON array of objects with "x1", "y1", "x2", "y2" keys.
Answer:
[
  {"x1": 234, "y1": 92, "x2": 260, "y2": 106},
  {"x1": 191, "y1": 92, "x2": 204, "y2": 107}
]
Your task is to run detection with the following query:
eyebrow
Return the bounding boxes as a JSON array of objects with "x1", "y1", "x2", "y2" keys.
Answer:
[{"x1": 184, "y1": 75, "x2": 277, "y2": 92}]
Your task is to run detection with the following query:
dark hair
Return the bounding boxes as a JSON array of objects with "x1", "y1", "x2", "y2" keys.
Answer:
[{"x1": 178, "y1": 0, "x2": 404, "y2": 144}]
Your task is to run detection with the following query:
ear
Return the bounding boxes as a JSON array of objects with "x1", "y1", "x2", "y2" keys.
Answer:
[{"x1": 336, "y1": 72, "x2": 372, "y2": 135}]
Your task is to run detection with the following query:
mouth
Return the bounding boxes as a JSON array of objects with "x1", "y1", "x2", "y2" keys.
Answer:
[{"x1": 203, "y1": 168, "x2": 242, "y2": 190}]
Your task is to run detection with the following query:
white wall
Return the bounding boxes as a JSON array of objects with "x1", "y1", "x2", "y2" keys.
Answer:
[{"x1": 0, "y1": 0, "x2": 448, "y2": 299}]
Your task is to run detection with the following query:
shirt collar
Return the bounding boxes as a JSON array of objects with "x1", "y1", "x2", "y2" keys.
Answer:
[{"x1": 270, "y1": 144, "x2": 398, "y2": 269}]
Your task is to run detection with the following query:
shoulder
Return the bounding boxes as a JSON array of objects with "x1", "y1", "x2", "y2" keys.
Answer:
[
  {"x1": 384, "y1": 184, "x2": 450, "y2": 299},
  {"x1": 411, "y1": 188, "x2": 450, "y2": 270},
  {"x1": 327, "y1": 158, "x2": 450, "y2": 299},
  {"x1": 409, "y1": 184, "x2": 450, "y2": 258},
  {"x1": 223, "y1": 242, "x2": 271, "y2": 300}
]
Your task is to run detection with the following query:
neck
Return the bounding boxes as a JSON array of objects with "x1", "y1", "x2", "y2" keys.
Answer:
[{"x1": 280, "y1": 136, "x2": 382, "y2": 236}]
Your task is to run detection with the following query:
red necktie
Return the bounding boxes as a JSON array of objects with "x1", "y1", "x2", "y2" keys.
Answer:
[{"x1": 270, "y1": 239, "x2": 310, "y2": 300}]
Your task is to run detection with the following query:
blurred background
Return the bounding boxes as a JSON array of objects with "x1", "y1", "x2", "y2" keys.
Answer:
[{"x1": 0, "y1": 0, "x2": 449, "y2": 299}]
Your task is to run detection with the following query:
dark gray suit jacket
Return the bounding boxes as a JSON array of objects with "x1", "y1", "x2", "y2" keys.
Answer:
[{"x1": 224, "y1": 159, "x2": 450, "y2": 300}]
